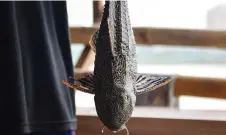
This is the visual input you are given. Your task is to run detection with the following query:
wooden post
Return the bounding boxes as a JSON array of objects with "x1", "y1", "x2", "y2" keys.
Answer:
[{"x1": 93, "y1": 0, "x2": 103, "y2": 25}]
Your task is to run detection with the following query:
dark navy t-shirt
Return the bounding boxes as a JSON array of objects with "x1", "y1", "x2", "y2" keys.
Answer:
[{"x1": 0, "y1": 1, "x2": 77, "y2": 134}]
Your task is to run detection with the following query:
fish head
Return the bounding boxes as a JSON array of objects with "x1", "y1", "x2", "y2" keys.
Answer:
[{"x1": 94, "y1": 90, "x2": 136, "y2": 133}]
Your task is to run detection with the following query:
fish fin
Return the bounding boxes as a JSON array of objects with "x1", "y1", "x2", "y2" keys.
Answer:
[
  {"x1": 62, "y1": 73, "x2": 96, "y2": 94},
  {"x1": 135, "y1": 73, "x2": 176, "y2": 95},
  {"x1": 89, "y1": 30, "x2": 99, "y2": 53}
]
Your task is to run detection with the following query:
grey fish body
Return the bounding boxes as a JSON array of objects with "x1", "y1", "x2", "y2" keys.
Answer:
[
  {"x1": 93, "y1": 1, "x2": 137, "y2": 131},
  {"x1": 63, "y1": 0, "x2": 175, "y2": 133}
]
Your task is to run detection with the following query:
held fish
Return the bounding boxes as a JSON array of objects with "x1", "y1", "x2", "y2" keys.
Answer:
[{"x1": 63, "y1": 0, "x2": 176, "y2": 134}]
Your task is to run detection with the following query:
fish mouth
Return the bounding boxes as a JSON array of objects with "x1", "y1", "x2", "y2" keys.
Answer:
[
  {"x1": 112, "y1": 127, "x2": 129, "y2": 135},
  {"x1": 112, "y1": 131, "x2": 118, "y2": 133},
  {"x1": 112, "y1": 130, "x2": 121, "y2": 133},
  {"x1": 102, "y1": 125, "x2": 129, "y2": 135},
  {"x1": 109, "y1": 127, "x2": 124, "y2": 133},
  {"x1": 101, "y1": 125, "x2": 122, "y2": 133},
  {"x1": 111, "y1": 129, "x2": 121, "y2": 133}
]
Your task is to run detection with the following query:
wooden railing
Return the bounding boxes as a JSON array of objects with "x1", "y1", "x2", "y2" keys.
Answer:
[
  {"x1": 70, "y1": 27, "x2": 226, "y2": 48},
  {"x1": 70, "y1": 27, "x2": 226, "y2": 100}
]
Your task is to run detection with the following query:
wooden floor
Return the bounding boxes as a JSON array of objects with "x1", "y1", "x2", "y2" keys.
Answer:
[{"x1": 76, "y1": 107, "x2": 226, "y2": 135}]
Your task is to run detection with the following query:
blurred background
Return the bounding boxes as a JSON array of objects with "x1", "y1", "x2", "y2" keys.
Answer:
[{"x1": 66, "y1": 0, "x2": 226, "y2": 111}]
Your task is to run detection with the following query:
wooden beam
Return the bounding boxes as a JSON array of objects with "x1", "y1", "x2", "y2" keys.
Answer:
[
  {"x1": 93, "y1": 0, "x2": 103, "y2": 25},
  {"x1": 70, "y1": 27, "x2": 226, "y2": 48},
  {"x1": 174, "y1": 75, "x2": 226, "y2": 99},
  {"x1": 76, "y1": 107, "x2": 226, "y2": 135}
]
